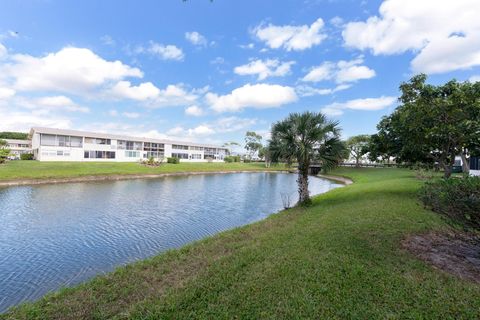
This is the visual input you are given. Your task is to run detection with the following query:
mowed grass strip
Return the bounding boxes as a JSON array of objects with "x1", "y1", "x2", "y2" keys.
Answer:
[
  {"x1": 0, "y1": 161, "x2": 282, "y2": 181},
  {"x1": 2, "y1": 168, "x2": 480, "y2": 319}
]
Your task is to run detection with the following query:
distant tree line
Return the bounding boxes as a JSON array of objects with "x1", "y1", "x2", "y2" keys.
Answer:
[{"x1": 0, "y1": 132, "x2": 29, "y2": 140}]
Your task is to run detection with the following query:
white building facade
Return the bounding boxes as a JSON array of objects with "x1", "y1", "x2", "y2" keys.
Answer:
[
  {"x1": 30, "y1": 127, "x2": 228, "y2": 162},
  {"x1": 4, "y1": 139, "x2": 32, "y2": 159},
  {"x1": 471, "y1": 156, "x2": 480, "y2": 176}
]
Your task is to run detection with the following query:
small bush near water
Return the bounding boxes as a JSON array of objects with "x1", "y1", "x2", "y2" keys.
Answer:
[{"x1": 420, "y1": 176, "x2": 480, "y2": 229}]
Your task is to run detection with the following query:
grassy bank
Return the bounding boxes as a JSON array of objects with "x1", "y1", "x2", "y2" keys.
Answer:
[
  {"x1": 2, "y1": 168, "x2": 480, "y2": 319},
  {"x1": 0, "y1": 161, "x2": 282, "y2": 181}
]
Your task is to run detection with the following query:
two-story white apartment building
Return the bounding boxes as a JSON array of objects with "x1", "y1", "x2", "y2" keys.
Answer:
[
  {"x1": 30, "y1": 127, "x2": 228, "y2": 162},
  {"x1": 4, "y1": 139, "x2": 32, "y2": 159}
]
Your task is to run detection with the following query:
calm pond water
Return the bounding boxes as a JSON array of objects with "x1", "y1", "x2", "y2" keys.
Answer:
[{"x1": 0, "y1": 172, "x2": 341, "y2": 312}]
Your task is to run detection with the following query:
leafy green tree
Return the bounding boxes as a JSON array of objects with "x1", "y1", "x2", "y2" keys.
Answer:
[
  {"x1": 222, "y1": 141, "x2": 240, "y2": 156},
  {"x1": 366, "y1": 116, "x2": 402, "y2": 163},
  {"x1": 269, "y1": 111, "x2": 344, "y2": 206},
  {"x1": 244, "y1": 131, "x2": 263, "y2": 159},
  {"x1": 258, "y1": 145, "x2": 272, "y2": 167},
  {"x1": 346, "y1": 135, "x2": 370, "y2": 167},
  {"x1": 375, "y1": 74, "x2": 480, "y2": 177}
]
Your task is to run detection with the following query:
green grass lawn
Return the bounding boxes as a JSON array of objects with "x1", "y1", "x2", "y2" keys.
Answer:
[
  {"x1": 2, "y1": 168, "x2": 479, "y2": 319},
  {"x1": 0, "y1": 161, "x2": 282, "y2": 181}
]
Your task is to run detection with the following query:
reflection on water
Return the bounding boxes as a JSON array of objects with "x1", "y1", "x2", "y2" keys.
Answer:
[{"x1": 0, "y1": 172, "x2": 341, "y2": 312}]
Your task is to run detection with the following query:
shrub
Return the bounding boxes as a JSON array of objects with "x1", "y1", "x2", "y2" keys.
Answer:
[
  {"x1": 224, "y1": 155, "x2": 240, "y2": 163},
  {"x1": 140, "y1": 156, "x2": 163, "y2": 167},
  {"x1": 0, "y1": 148, "x2": 10, "y2": 164},
  {"x1": 419, "y1": 176, "x2": 480, "y2": 229},
  {"x1": 167, "y1": 157, "x2": 180, "y2": 164},
  {"x1": 243, "y1": 158, "x2": 251, "y2": 163},
  {"x1": 20, "y1": 153, "x2": 34, "y2": 160}
]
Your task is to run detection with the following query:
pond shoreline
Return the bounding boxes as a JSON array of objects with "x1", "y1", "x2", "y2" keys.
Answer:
[
  {"x1": 0, "y1": 170, "x2": 354, "y2": 187},
  {"x1": 0, "y1": 170, "x2": 291, "y2": 187}
]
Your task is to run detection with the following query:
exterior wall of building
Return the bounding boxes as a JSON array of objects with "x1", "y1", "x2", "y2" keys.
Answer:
[
  {"x1": 4, "y1": 139, "x2": 32, "y2": 159},
  {"x1": 470, "y1": 156, "x2": 480, "y2": 176},
  {"x1": 30, "y1": 128, "x2": 227, "y2": 163}
]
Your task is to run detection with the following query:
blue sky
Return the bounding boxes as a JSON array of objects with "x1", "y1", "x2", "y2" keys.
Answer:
[{"x1": 0, "y1": 0, "x2": 479, "y2": 147}]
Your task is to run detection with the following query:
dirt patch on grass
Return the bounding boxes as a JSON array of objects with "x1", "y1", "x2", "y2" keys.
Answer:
[{"x1": 403, "y1": 231, "x2": 480, "y2": 283}]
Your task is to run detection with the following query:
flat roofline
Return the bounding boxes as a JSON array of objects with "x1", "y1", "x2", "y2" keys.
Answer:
[
  {"x1": 4, "y1": 139, "x2": 31, "y2": 144},
  {"x1": 30, "y1": 127, "x2": 227, "y2": 149}
]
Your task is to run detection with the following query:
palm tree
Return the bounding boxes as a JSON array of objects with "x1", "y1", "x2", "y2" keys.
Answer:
[{"x1": 269, "y1": 111, "x2": 345, "y2": 206}]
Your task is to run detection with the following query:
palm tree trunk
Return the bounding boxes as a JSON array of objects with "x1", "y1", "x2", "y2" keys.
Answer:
[
  {"x1": 297, "y1": 165, "x2": 311, "y2": 206},
  {"x1": 461, "y1": 152, "x2": 470, "y2": 174}
]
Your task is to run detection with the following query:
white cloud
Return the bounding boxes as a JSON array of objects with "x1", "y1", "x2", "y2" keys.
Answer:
[
  {"x1": 234, "y1": 59, "x2": 295, "y2": 80},
  {"x1": 189, "y1": 125, "x2": 214, "y2": 136},
  {"x1": 206, "y1": 83, "x2": 297, "y2": 113},
  {"x1": 0, "y1": 30, "x2": 18, "y2": 40},
  {"x1": 122, "y1": 112, "x2": 140, "y2": 119},
  {"x1": 101, "y1": 35, "x2": 115, "y2": 46},
  {"x1": 35, "y1": 95, "x2": 89, "y2": 113},
  {"x1": 0, "y1": 106, "x2": 72, "y2": 131},
  {"x1": 108, "y1": 81, "x2": 200, "y2": 107},
  {"x1": 149, "y1": 84, "x2": 198, "y2": 108},
  {"x1": 210, "y1": 57, "x2": 225, "y2": 64},
  {"x1": 2, "y1": 47, "x2": 143, "y2": 94},
  {"x1": 470, "y1": 75, "x2": 480, "y2": 82},
  {"x1": 254, "y1": 18, "x2": 327, "y2": 51},
  {"x1": 166, "y1": 116, "x2": 257, "y2": 140},
  {"x1": 166, "y1": 125, "x2": 214, "y2": 138},
  {"x1": 215, "y1": 116, "x2": 257, "y2": 133},
  {"x1": 330, "y1": 16, "x2": 344, "y2": 27},
  {"x1": 302, "y1": 63, "x2": 334, "y2": 83},
  {"x1": 239, "y1": 43, "x2": 255, "y2": 49},
  {"x1": 321, "y1": 96, "x2": 396, "y2": 116},
  {"x1": 302, "y1": 58, "x2": 375, "y2": 83},
  {"x1": 0, "y1": 43, "x2": 7, "y2": 59},
  {"x1": 0, "y1": 87, "x2": 15, "y2": 99},
  {"x1": 147, "y1": 42, "x2": 184, "y2": 61},
  {"x1": 296, "y1": 84, "x2": 350, "y2": 97},
  {"x1": 185, "y1": 105, "x2": 204, "y2": 116},
  {"x1": 166, "y1": 126, "x2": 185, "y2": 136},
  {"x1": 342, "y1": 0, "x2": 480, "y2": 74},
  {"x1": 185, "y1": 31, "x2": 207, "y2": 46},
  {"x1": 109, "y1": 81, "x2": 160, "y2": 101}
]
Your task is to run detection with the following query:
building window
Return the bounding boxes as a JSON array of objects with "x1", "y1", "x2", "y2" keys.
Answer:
[
  {"x1": 84, "y1": 151, "x2": 116, "y2": 159},
  {"x1": 144, "y1": 151, "x2": 164, "y2": 159},
  {"x1": 191, "y1": 154, "x2": 202, "y2": 159},
  {"x1": 171, "y1": 152, "x2": 189, "y2": 159},
  {"x1": 40, "y1": 134, "x2": 56, "y2": 146},
  {"x1": 40, "y1": 134, "x2": 83, "y2": 148},
  {"x1": 85, "y1": 137, "x2": 111, "y2": 145},
  {"x1": 121, "y1": 140, "x2": 143, "y2": 151},
  {"x1": 70, "y1": 136, "x2": 83, "y2": 147},
  {"x1": 172, "y1": 144, "x2": 189, "y2": 150},
  {"x1": 189, "y1": 146, "x2": 204, "y2": 151},
  {"x1": 125, "y1": 151, "x2": 140, "y2": 158},
  {"x1": 144, "y1": 142, "x2": 165, "y2": 152},
  {"x1": 471, "y1": 157, "x2": 480, "y2": 171}
]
